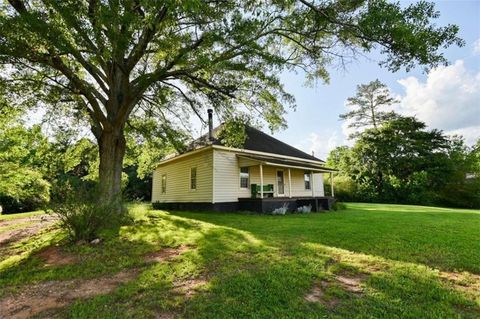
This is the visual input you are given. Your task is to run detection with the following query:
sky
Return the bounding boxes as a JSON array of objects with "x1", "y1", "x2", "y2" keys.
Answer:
[{"x1": 270, "y1": 0, "x2": 480, "y2": 160}]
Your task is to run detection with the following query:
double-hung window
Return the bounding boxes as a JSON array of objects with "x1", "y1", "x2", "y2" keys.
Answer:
[
  {"x1": 304, "y1": 172, "x2": 311, "y2": 190},
  {"x1": 161, "y1": 174, "x2": 167, "y2": 194},
  {"x1": 240, "y1": 167, "x2": 249, "y2": 188},
  {"x1": 190, "y1": 167, "x2": 197, "y2": 190}
]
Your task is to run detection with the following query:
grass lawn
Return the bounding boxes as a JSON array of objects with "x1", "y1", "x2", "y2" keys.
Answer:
[{"x1": 0, "y1": 203, "x2": 479, "y2": 318}]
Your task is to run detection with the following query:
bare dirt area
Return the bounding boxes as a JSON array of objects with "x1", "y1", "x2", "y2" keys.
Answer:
[
  {"x1": 144, "y1": 245, "x2": 190, "y2": 263},
  {"x1": 304, "y1": 273, "x2": 367, "y2": 308},
  {"x1": 439, "y1": 271, "x2": 480, "y2": 298},
  {"x1": 35, "y1": 245, "x2": 76, "y2": 267},
  {"x1": 172, "y1": 276, "x2": 208, "y2": 299},
  {"x1": 0, "y1": 269, "x2": 138, "y2": 319},
  {"x1": 0, "y1": 215, "x2": 57, "y2": 247}
]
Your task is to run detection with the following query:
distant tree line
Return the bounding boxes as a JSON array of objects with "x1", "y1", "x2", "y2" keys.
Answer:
[
  {"x1": 0, "y1": 98, "x2": 178, "y2": 213},
  {"x1": 325, "y1": 80, "x2": 480, "y2": 208}
]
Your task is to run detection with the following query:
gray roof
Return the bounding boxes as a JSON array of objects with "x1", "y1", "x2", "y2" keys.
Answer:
[{"x1": 186, "y1": 125, "x2": 325, "y2": 163}]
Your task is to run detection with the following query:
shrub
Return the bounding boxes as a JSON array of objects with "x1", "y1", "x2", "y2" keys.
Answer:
[
  {"x1": 331, "y1": 201, "x2": 346, "y2": 211},
  {"x1": 48, "y1": 184, "x2": 129, "y2": 242},
  {"x1": 271, "y1": 203, "x2": 289, "y2": 215},
  {"x1": 296, "y1": 205, "x2": 312, "y2": 213}
]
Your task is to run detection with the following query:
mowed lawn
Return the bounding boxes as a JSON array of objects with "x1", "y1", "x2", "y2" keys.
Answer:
[{"x1": 0, "y1": 203, "x2": 479, "y2": 318}]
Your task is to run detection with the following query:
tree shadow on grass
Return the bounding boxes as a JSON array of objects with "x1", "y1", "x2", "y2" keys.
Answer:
[
  {"x1": 168, "y1": 209, "x2": 480, "y2": 275},
  {"x1": 1, "y1": 207, "x2": 479, "y2": 318},
  {"x1": 61, "y1": 211, "x2": 480, "y2": 318}
]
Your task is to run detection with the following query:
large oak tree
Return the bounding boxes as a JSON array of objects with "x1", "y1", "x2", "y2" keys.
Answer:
[{"x1": 0, "y1": 0, "x2": 463, "y2": 203}]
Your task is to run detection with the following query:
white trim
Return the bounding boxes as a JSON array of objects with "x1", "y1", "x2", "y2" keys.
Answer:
[
  {"x1": 330, "y1": 172, "x2": 335, "y2": 197},
  {"x1": 155, "y1": 146, "x2": 212, "y2": 167},
  {"x1": 212, "y1": 150, "x2": 215, "y2": 204},
  {"x1": 260, "y1": 164, "x2": 264, "y2": 199},
  {"x1": 212, "y1": 145, "x2": 325, "y2": 165},
  {"x1": 276, "y1": 169, "x2": 285, "y2": 196},
  {"x1": 266, "y1": 162, "x2": 335, "y2": 173},
  {"x1": 288, "y1": 168, "x2": 292, "y2": 198},
  {"x1": 154, "y1": 144, "x2": 329, "y2": 169},
  {"x1": 311, "y1": 171, "x2": 314, "y2": 197}
]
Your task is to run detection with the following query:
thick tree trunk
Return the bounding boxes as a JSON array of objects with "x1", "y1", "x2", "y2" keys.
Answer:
[{"x1": 97, "y1": 129, "x2": 126, "y2": 204}]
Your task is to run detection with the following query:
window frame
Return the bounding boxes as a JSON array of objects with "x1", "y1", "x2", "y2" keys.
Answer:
[
  {"x1": 304, "y1": 171, "x2": 311, "y2": 190},
  {"x1": 240, "y1": 167, "x2": 250, "y2": 189},
  {"x1": 190, "y1": 167, "x2": 197, "y2": 190},
  {"x1": 161, "y1": 174, "x2": 167, "y2": 194}
]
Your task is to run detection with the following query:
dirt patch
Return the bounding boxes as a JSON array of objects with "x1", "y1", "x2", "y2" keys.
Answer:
[
  {"x1": 172, "y1": 277, "x2": 208, "y2": 299},
  {"x1": 335, "y1": 275, "x2": 365, "y2": 294},
  {"x1": 304, "y1": 281, "x2": 339, "y2": 309},
  {"x1": 304, "y1": 284, "x2": 325, "y2": 302},
  {"x1": 439, "y1": 271, "x2": 480, "y2": 297},
  {"x1": 35, "y1": 246, "x2": 76, "y2": 267},
  {"x1": 145, "y1": 245, "x2": 190, "y2": 263},
  {"x1": 155, "y1": 312, "x2": 176, "y2": 319},
  {"x1": 0, "y1": 215, "x2": 56, "y2": 247},
  {"x1": 0, "y1": 270, "x2": 137, "y2": 319}
]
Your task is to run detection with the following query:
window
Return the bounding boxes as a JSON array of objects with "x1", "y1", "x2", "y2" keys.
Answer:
[
  {"x1": 161, "y1": 174, "x2": 167, "y2": 194},
  {"x1": 240, "y1": 167, "x2": 249, "y2": 188},
  {"x1": 304, "y1": 172, "x2": 311, "y2": 190},
  {"x1": 190, "y1": 167, "x2": 197, "y2": 190}
]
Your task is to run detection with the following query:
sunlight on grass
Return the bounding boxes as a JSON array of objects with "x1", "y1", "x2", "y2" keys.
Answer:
[
  {"x1": 1, "y1": 203, "x2": 479, "y2": 318},
  {"x1": 0, "y1": 210, "x2": 44, "y2": 220}
]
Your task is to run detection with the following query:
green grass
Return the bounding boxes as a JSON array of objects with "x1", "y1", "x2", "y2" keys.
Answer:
[
  {"x1": 0, "y1": 210, "x2": 44, "y2": 220},
  {"x1": 0, "y1": 203, "x2": 479, "y2": 318}
]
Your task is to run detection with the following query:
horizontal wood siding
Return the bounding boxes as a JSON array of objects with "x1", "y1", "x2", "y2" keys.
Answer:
[
  {"x1": 213, "y1": 150, "x2": 250, "y2": 202},
  {"x1": 152, "y1": 149, "x2": 213, "y2": 203}
]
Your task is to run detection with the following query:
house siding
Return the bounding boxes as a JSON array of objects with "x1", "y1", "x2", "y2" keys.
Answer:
[
  {"x1": 212, "y1": 149, "x2": 325, "y2": 201},
  {"x1": 152, "y1": 149, "x2": 213, "y2": 203},
  {"x1": 213, "y1": 150, "x2": 250, "y2": 202}
]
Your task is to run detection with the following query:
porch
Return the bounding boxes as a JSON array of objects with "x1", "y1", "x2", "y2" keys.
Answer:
[
  {"x1": 238, "y1": 196, "x2": 336, "y2": 213},
  {"x1": 236, "y1": 154, "x2": 337, "y2": 212}
]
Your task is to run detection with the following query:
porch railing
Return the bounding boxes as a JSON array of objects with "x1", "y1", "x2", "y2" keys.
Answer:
[{"x1": 250, "y1": 184, "x2": 274, "y2": 198}]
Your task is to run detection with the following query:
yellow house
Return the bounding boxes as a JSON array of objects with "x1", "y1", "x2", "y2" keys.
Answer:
[{"x1": 152, "y1": 111, "x2": 336, "y2": 212}]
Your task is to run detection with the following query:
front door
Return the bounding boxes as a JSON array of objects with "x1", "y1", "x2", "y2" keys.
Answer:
[{"x1": 277, "y1": 170, "x2": 285, "y2": 195}]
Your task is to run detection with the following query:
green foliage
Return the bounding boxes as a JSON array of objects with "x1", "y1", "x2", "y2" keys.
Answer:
[
  {"x1": 327, "y1": 117, "x2": 479, "y2": 208},
  {"x1": 216, "y1": 116, "x2": 249, "y2": 148},
  {"x1": 0, "y1": 106, "x2": 51, "y2": 212},
  {"x1": 331, "y1": 201, "x2": 346, "y2": 211},
  {"x1": 1, "y1": 203, "x2": 479, "y2": 318},
  {"x1": 48, "y1": 185, "x2": 129, "y2": 242},
  {"x1": 340, "y1": 79, "x2": 399, "y2": 137}
]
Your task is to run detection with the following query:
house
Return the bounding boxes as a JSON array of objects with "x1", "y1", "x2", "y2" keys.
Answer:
[{"x1": 151, "y1": 110, "x2": 337, "y2": 213}]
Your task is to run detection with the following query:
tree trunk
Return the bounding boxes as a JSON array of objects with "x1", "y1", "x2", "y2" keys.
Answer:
[{"x1": 97, "y1": 129, "x2": 126, "y2": 204}]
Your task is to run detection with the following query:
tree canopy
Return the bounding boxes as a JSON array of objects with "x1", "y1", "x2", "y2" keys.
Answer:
[
  {"x1": 340, "y1": 79, "x2": 399, "y2": 137},
  {"x1": 0, "y1": 0, "x2": 464, "y2": 203}
]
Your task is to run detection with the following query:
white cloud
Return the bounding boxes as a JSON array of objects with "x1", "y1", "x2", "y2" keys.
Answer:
[
  {"x1": 396, "y1": 60, "x2": 480, "y2": 145},
  {"x1": 474, "y1": 38, "x2": 480, "y2": 55},
  {"x1": 304, "y1": 131, "x2": 342, "y2": 160}
]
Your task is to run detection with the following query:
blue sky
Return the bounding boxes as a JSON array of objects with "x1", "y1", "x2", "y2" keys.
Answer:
[{"x1": 272, "y1": 0, "x2": 480, "y2": 160}]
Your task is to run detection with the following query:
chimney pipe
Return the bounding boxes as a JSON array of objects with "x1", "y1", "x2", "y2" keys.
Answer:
[{"x1": 207, "y1": 109, "x2": 213, "y2": 141}]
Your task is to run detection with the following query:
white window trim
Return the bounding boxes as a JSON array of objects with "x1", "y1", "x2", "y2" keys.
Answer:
[
  {"x1": 304, "y1": 171, "x2": 311, "y2": 190},
  {"x1": 239, "y1": 167, "x2": 250, "y2": 189},
  {"x1": 276, "y1": 169, "x2": 285, "y2": 196}
]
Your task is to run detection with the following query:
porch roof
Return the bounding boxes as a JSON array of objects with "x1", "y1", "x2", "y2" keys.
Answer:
[{"x1": 237, "y1": 154, "x2": 338, "y2": 173}]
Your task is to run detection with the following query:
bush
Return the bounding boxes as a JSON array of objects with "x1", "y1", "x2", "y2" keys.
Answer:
[
  {"x1": 331, "y1": 201, "x2": 346, "y2": 211},
  {"x1": 296, "y1": 205, "x2": 312, "y2": 213},
  {"x1": 270, "y1": 203, "x2": 289, "y2": 215},
  {"x1": 48, "y1": 185, "x2": 129, "y2": 242}
]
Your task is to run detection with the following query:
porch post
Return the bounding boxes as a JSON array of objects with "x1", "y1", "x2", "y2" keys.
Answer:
[
  {"x1": 260, "y1": 164, "x2": 264, "y2": 199},
  {"x1": 288, "y1": 168, "x2": 292, "y2": 198},
  {"x1": 311, "y1": 171, "x2": 314, "y2": 197},
  {"x1": 330, "y1": 172, "x2": 334, "y2": 197}
]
